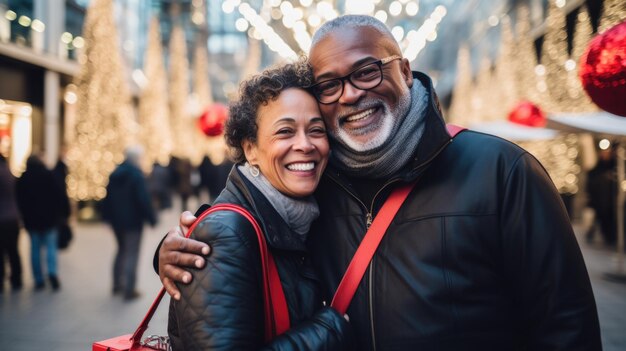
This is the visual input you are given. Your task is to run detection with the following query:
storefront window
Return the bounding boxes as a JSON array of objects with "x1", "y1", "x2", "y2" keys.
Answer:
[{"x1": 0, "y1": 99, "x2": 32, "y2": 176}]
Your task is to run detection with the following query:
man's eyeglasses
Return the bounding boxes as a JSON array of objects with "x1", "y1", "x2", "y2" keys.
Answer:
[{"x1": 309, "y1": 55, "x2": 402, "y2": 105}]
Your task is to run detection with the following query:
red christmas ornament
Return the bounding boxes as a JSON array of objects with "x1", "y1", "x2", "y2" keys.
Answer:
[
  {"x1": 579, "y1": 20, "x2": 626, "y2": 117},
  {"x1": 198, "y1": 103, "x2": 228, "y2": 137},
  {"x1": 508, "y1": 101, "x2": 547, "y2": 127}
]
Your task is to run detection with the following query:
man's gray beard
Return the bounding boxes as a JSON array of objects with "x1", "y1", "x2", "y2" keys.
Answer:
[
  {"x1": 329, "y1": 87, "x2": 412, "y2": 153},
  {"x1": 327, "y1": 80, "x2": 429, "y2": 178}
]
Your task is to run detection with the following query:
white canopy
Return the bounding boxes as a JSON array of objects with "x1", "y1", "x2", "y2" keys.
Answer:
[
  {"x1": 547, "y1": 112, "x2": 626, "y2": 138},
  {"x1": 469, "y1": 120, "x2": 559, "y2": 142}
]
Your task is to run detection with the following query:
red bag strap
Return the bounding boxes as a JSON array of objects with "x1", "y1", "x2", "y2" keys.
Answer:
[
  {"x1": 130, "y1": 203, "x2": 289, "y2": 347},
  {"x1": 330, "y1": 182, "x2": 416, "y2": 315},
  {"x1": 446, "y1": 123, "x2": 466, "y2": 138},
  {"x1": 330, "y1": 124, "x2": 465, "y2": 315}
]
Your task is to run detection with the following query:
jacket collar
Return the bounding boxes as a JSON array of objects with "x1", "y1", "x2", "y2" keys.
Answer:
[{"x1": 220, "y1": 166, "x2": 308, "y2": 252}]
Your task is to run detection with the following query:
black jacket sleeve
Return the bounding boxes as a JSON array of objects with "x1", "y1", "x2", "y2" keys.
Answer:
[
  {"x1": 168, "y1": 211, "x2": 353, "y2": 350},
  {"x1": 261, "y1": 307, "x2": 354, "y2": 351},
  {"x1": 500, "y1": 152, "x2": 601, "y2": 350}
]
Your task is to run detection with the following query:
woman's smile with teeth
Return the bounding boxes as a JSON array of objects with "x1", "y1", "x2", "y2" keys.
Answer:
[
  {"x1": 345, "y1": 108, "x2": 376, "y2": 122},
  {"x1": 287, "y1": 162, "x2": 315, "y2": 171}
]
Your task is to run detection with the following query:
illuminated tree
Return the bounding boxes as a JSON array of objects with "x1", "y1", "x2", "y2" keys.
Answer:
[
  {"x1": 138, "y1": 17, "x2": 172, "y2": 171},
  {"x1": 517, "y1": 134, "x2": 580, "y2": 195},
  {"x1": 193, "y1": 38, "x2": 213, "y2": 107},
  {"x1": 191, "y1": 36, "x2": 221, "y2": 166},
  {"x1": 66, "y1": 0, "x2": 134, "y2": 201},
  {"x1": 493, "y1": 18, "x2": 517, "y2": 119},
  {"x1": 568, "y1": 7, "x2": 597, "y2": 112},
  {"x1": 448, "y1": 45, "x2": 473, "y2": 125},
  {"x1": 168, "y1": 24, "x2": 193, "y2": 160},
  {"x1": 241, "y1": 36, "x2": 262, "y2": 80},
  {"x1": 599, "y1": 0, "x2": 626, "y2": 33},
  {"x1": 473, "y1": 57, "x2": 498, "y2": 122},
  {"x1": 541, "y1": 0, "x2": 569, "y2": 113},
  {"x1": 513, "y1": 5, "x2": 541, "y2": 105}
]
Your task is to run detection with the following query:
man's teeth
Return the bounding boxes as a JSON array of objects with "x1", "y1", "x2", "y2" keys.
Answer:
[
  {"x1": 346, "y1": 108, "x2": 375, "y2": 122},
  {"x1": 287, "y1": 162, "x2": 315, "y2": 171}
]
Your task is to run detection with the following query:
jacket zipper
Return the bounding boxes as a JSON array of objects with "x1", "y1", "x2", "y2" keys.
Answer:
[
  {"x1": 326, "y1": 136, "x2": 452, "y2": 350},
  {"x1": 366, "y1": 179, "x2": 400, "y2": 351}
]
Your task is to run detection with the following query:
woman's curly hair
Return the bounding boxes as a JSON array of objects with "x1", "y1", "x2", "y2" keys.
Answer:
[{"x1": 225, "y1": 58, "x2": 314, "y2": 163}]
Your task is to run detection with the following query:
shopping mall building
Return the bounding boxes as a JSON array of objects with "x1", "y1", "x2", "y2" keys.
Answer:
[
  {"x1": 0, "y1": 0, "x2": 248, "y2": 176},
  {"x1": 0, "y1": 0, "x2": 611, "y2": 181}
]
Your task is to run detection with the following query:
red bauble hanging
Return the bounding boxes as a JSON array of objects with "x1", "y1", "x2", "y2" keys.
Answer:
[
  {"x1": 579, "y1": 20, "x2": 626, "y2": 117},
  {"x1": 508, "y1": 101, "x2": 547, "y2": 127},
  {"x1": 198, "y1": 103, "x2": 228, "y2": 137}
]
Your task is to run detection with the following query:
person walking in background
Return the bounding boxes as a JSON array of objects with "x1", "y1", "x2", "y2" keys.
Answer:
[
  {"x1": 170, "y1": 156, "x2": 194, "y2": 211},
  {"x1": 101, "y1": 146, "x2": 156, "y2": 301},
  {"x1": 0, "y1": 154, "x2": 22, "y2": 293},
  {"x1": 52, "y1": 147, "x2": 72, "y2": 250},
  {"x1": 148, "y1": 161, "x2": 173, "y2": 211},
  {"x1": 16, "y1": 155, "x2": 67, "y2": 291},
  {"x1": 198, "y1": 155, "x2": 233, "y2": 203},
  {"x1": 586, "y1": 144, "x2": 618, "y2": 247}
]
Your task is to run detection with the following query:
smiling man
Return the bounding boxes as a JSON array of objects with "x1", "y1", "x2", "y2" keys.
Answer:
[{"x1": 156, "y1": 15, "x2": 601, "y2": 350}]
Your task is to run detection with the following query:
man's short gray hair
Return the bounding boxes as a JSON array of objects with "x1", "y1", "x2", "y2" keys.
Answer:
[{"x1": 311, "y1": 15, "x2": 400, "y2": 51}]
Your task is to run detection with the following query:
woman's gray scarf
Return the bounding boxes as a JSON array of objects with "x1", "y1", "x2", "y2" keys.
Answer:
[
  {"x1": 238, "y1": 163, "x2": 320, "y2": 241},
  {"x1": 329, "y1": 80, "x2": 429, "y2": 179}
]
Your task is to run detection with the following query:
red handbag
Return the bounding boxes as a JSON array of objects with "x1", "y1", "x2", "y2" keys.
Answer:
[{"x1": 92, "y1": 204, "x2": 290, "y2": 350}]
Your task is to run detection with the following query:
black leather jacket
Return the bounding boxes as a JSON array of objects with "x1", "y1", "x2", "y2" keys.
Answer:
[
  {"x1": 306, "y1": 72, "x2": 601, "y2": 350},
  {"x1": 167, "y1": 167, "x2": 354, "y2": 350}
]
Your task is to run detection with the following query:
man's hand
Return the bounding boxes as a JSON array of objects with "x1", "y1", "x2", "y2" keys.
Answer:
[{"x1": 159, "y1": 211, "x2": 210, "y2": 300}]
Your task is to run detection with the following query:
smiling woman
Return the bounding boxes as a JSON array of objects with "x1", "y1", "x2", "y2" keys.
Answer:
[
  {"x1": 242, "y1": 88, "x2": 329, "y2": 198},
  {"x1": 167, "y1": 59, "x2": 354, "y2": 350}
]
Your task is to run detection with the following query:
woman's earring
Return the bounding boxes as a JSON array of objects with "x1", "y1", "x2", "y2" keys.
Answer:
[{"x1": 250, "y1": 165, "x2": 260, "y2": 177}]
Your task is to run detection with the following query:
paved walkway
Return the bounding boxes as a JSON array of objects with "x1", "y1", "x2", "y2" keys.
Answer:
[{"x1": 1, "y1": 203, "x2": 625, "y2": 350}]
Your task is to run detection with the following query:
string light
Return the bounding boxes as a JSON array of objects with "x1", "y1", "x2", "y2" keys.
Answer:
[
  {"x1": 235, "y1": 18, "x2": 249, "y2": 32},
  {"x1": 374, "y1": 10, "x2": 388, "y2": 23},
  {"x1": 17, "y1": 15, "x2": 31, "y2": 27},
  {"x1": 403, "y1": 6, "x2": 446, "y2": 62},
  {"x1": 389, "y1": 1, "x2": 402, "y2": 17},
  {"x1": 5, "y1": 10, "x2": 17, "y2": 21},
  {"x1": 405, "y1": 2, "x2": 418, "y2": 16},
  {"x1": 391, "y1": 26, "x2": 404, "y2": 41},
  {"x1": 31, "y1": 19, "x2": 45, "y2": 32},
  {"x1": 238, "y1": 3, "x2": 298, "y2": 59}
]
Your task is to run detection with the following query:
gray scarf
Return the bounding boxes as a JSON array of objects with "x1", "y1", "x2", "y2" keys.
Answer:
[
  {"x1": 329, "y1": 80, "x2": 429, "y2": 179},
  {"x1": 238, "y1": 163, "x2": 320, "y2": 241}
]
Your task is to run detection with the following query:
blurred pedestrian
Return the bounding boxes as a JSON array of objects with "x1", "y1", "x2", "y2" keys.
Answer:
[
  {"x1": 170, "y1": 156, "x2": 193, "y2": 211},
  {"x1": 101, "y1": 146, "x2": 156, "y2": 300},
  {"x1": 0, "y1": 154, "x2": 22, "y2": 292},
  {"x1": 16, "y1": 155, "x2": 67, "y2": 291},
  {"x1": 52, "y1": 147, "x2": 72, "y2": 250},
  {"x1": 586, "y1": 145, "x2": 618, "y2": 247},
  {"x1": 198, "y1": 155, "x2": 233, "y2": 203},
  {"x1": 148, "y1": 161, "x2": 173, "y2": 211}
]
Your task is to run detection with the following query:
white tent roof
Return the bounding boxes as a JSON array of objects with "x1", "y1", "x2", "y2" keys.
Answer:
[
  {"x1": 547, "y1": 112, "x2": 626, "y2": 137},
  {"x1": 469, "y1": 120, "x2": 559, "y2": 141}
]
